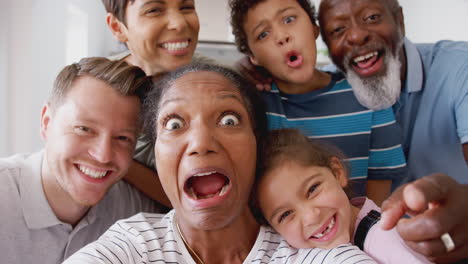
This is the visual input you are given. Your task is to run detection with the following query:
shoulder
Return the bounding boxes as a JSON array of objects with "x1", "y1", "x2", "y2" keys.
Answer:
[
  {"x1": 298, "y1": 244, "x2": 376, "y2": 264},
  {"x1": 0, "y1": 152, "x2": 41, "y2": 188},
  {"x1": 417, "y1": 41, "x2": 468, "y2": 74},
  {"x1": 64, "y1": 212, "x2": 176, "y2": 264},
  {"x1": 248, "y1": 226, "x2": 298, "y2": 263},
  {"x1": 0, "y1": 152, "x2": 35, "y2": 169},
  {"x1": 114, "y1": 211, "x2": 170, "y2": 235}
]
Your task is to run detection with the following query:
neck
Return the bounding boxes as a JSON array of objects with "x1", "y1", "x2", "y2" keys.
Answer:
[
  {"x1": 275, "y1": 69, "x2": 331, "y2": 94},
  {"x1": 41, "y1": 153, "x2": 89, "y2": 226},
  {"x1": 177, "y1": 209, "x2": 260, "y2": 264}
]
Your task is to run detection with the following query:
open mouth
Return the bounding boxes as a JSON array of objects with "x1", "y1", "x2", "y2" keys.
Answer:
[
  {"x1": 286, "y1": 51, "x2": 303, "y2": 68},
  {"x1": 77, "y1": 164, "x2": 109, "y2": 179},
  {"x1": 348, "y1": 49, "x2": 385, "y2": 77},
  {"x1": 351, "y1": 51, "x2": 381, "y2": 69},
  {"x1": 184, "y1": 171, "x2": 231, "y2": 200},
  {"x1": 310, "y1": 215, "x2": 336, "y2": 239}
]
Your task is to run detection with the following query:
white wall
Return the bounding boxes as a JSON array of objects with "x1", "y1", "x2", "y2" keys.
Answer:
[
  {"x1": 0, "y1": 0, "x2": 115, "y2": 156},
  {"x1": 400, "y1": 0, "x2": 468, "y2": 43},
  {"x1": 0, "y1": 0, "x2": 10, "y2": 157},
  {"x1": 1, "y1": 0, "x2": 468, "y2": 157}
]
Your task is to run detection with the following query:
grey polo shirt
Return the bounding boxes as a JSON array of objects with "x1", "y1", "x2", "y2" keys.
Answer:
[{"x1": 0, "y1": 151, "x2": 166, "y2": 264}]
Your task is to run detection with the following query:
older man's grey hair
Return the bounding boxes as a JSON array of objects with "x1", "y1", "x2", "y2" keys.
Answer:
[{"x1": 142, "y1": 63, "x2": 267, "y2": 146}]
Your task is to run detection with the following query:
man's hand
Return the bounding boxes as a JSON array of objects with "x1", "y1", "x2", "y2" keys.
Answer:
[
  {"x1": 380, "y1": 174, "x2": 468, "y2": 263},
  {"x1": 234, "y1": 56, "x2": 272, "y2": 91}
]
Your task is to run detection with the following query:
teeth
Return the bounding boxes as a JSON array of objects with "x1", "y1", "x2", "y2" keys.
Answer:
[
  {"x1": 78, "y1": 165, "x2": 107, "y2": 179},
  {"x1": 312, "y1": 216, "x2": 335, "y2": 239},
  {"x1": 219, "y1": 184, "x2": 229, "y2": 196},
  {"x1": 353, "y1": 51, "x2": 378, "y2": 63},
  {"x1": 162, "y1": 41, "x2": 189, "y2": 51},
  {"x1": 193, "y1": 171, "x2": 216, "y2": 177},
  {"x1": 188, "y1": 186, "x2": 198, "y2": 199}
]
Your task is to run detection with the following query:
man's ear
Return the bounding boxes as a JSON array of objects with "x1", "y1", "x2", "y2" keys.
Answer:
[
  {"x1": 40, "y1": 104, "x2": 52, "y2": 141},
  {"x1": 329, "y1": 157, "x2": 348, "y2": 188},
  {"x1": 249, "y1": 55, "x2": 261, "y2": 67},
  {"x1": 106, "y1": 13, "x2": 128, "y2": 43}
]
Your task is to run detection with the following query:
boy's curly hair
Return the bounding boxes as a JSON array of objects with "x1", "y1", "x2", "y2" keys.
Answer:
[{"x1": 229, "y1": 0, "x2": 317, "y2": 55}]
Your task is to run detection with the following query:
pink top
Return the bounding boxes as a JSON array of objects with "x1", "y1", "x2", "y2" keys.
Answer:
[{"x1": 351, "y1": 197, "x2": 433, "y2": 264}]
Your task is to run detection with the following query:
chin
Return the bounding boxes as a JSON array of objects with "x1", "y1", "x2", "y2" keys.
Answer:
[{"x1": 190, "y1": 211, "x2": 238, "y2": 231}]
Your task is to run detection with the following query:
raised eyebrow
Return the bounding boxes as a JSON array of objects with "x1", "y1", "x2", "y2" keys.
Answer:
[
  {"x1": 251, "y1": 20, "x2": 267, "y2": 37},
  {"x1": 216, "y1": 93, "x2": 244, "y2": 104},
  {"x1": 159, "y1": 96, "x2": 185, "y2": 108},
  {"x1": 250, "y1": 6, "x2": 295, "y2": 36}
]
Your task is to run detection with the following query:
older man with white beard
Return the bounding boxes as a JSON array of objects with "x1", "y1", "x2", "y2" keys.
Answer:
[
  {"x1": 318, "y1": 0, "x2": 468, "y2": 263},
  {"x1": 318, "y1": 0, "x2": 468, "y2": 186}
]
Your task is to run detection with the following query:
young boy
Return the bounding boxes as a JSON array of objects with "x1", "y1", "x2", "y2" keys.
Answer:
[{"x1": 229, "y1": 0, "x2": 406, "y2": 205}]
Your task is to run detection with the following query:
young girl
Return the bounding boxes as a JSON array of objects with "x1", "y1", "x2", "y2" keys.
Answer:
[{"x1": 253, "y1": 128, "x2": 432, "y2": 264}]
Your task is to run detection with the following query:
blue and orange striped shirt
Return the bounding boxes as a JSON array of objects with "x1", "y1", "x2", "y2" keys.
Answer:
[{"x1": 262, "y1": 72, "x2": 407, "y2": 195}]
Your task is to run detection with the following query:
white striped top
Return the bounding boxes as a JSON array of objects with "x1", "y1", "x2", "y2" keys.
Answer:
[{"x1": 64, "y1": 210, "x2": 376, "y2": 264}]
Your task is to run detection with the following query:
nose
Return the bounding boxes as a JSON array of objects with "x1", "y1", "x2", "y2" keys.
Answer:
[
  {"x1": 186, "y1": 121, "x2": 218, "y2": 156},
  {"x1": 167, "y1": 10, "x2": 188, "y2": 32},
  {"x1": 346, "y1": 23, "x2": 370, "y2": 46},
  {"x1": 300, "y1": 207, "x2": 321, "y2": 227},
  {"x1": 276, "y1": 31, "x2": 291, "y2": 46},
  {"x1": 89, "y1": 136, "x2": 113, "y2": 164}
]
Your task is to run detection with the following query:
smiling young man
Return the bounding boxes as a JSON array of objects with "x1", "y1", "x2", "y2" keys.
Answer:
[
  {"x1": 318, "y1": 0, "x2": 468, "y2": 262},
  {"x1": 0, "y1": 57, "x2": 165, "y2": 263}
]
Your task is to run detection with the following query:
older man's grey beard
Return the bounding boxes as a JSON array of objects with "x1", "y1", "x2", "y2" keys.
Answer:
[{"x1": 344, "y1": 45, "x2": 403, "y2": 110}]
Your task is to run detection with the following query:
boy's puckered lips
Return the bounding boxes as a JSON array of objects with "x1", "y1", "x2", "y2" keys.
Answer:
[{"x1": 286, "y1": 50, "x2": 304, "y2": 68}]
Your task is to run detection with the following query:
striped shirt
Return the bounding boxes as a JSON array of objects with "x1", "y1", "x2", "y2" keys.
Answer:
[
  {"x1": 64, "y1": 210, "x2": 376, "y2": 264},
  {"x1": 262, "y1": 72, "x2": 406, "y2": 195}
]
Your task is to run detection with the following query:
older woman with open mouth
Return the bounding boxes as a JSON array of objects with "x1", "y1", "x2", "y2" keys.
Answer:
[{"x1": 64, "y1": 64, "x2": 375, "y2": 264}]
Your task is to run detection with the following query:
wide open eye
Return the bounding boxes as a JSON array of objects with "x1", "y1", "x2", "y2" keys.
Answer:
[
  {"x1": 164, "y1": 117, "x2": 184, "y2": 130},
  {"x1": 219, "y1": 113, "x2": 240, "y2": 126}
]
